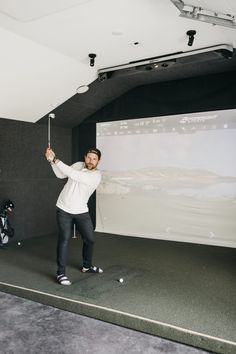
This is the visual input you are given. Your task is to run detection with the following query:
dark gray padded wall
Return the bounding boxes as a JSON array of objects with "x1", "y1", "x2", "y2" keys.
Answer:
[{"x1": 0, "y1": 118, "x2": 72, "y2": 241}]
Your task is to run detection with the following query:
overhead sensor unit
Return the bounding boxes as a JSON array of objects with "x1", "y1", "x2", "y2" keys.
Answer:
[
  {"x1": 97, "y1": 44, "x2": 233, "y2": 81},
  {"x1": 170, "y1": 0, "x2": 236, "y2": 29}
]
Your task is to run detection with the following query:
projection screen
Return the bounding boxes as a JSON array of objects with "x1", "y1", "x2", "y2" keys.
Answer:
[{"x1": 96, "y1": 109, "x2": 236, "y2": 248}]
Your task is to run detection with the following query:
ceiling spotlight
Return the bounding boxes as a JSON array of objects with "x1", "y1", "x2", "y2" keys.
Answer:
[
  {"x1": 76, "y1": 85, "x2": 89, "y2": 94},
  {"x1": 88, "y1": 53, "x2": 96, "y2": 67},
  {"x1": 186, "y1": 30, "x2": 196, "y2": 46}
]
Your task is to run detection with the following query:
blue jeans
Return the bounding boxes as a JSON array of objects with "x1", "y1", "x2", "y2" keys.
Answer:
[{"x1": 56, "y1": 208, "x2": 95, "y2": 275}]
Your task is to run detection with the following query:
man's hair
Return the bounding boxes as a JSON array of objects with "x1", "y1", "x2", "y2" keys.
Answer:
[{"x1": 85, "y1": 148, "x2": 101, "y2": 160}]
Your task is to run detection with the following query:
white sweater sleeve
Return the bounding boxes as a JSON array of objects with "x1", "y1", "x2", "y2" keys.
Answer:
[
  {"x1": 51, "y1": 163, "x2": 67, "y2": 179},
  {"x1": 55, "y1": 161, "x2": 101, "y2": 187}
]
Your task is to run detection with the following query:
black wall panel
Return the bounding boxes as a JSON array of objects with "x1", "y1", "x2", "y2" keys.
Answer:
[
  {"x1": 84, "y1": 71, "x2": 236, "y2": 124},
  {"x1": 0, "y1": 118, "x2": 72, "y2": 241}
]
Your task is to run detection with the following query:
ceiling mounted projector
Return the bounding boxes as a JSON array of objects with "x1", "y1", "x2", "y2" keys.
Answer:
[
  {"x1": 170, "y1": 0, "x2": 236, "y2": 29},
  {"x1": 97, "y1": 44, "x2": 234, "y2": 82}
]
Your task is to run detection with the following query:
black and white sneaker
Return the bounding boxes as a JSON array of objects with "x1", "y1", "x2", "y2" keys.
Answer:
[
  {"x1": 81, "y1": 266, "x2": 103, "y2": 273},
  {"x1": 56, "y1": 274, "x2": 72, "y2": 286}
]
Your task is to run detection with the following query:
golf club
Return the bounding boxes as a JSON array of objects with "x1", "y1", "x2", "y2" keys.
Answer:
[{"x1": 48, "y1": 113, "x2": 55, "y2": 149}]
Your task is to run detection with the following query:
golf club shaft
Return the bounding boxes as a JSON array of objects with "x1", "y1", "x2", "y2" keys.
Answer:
[
  {"x1": 48, "y1": 113, "x2": 55, "y2": 149},
  {"x1": 48, "y1": 117, "x2": 51, "y2": 149}
]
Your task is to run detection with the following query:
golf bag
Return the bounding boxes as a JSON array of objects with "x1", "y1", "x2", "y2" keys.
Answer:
[{"x1": 0, "y1": 200, "x2": 15, "y2": 246}]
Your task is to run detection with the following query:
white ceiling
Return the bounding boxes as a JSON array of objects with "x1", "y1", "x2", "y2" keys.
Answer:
[{"x1": 0, "y1": 0, "x2": 236, "y2": 123}]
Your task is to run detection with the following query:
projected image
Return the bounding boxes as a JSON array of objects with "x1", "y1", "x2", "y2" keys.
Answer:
[{"x1": 96, "y1": 109, "x2": 236, "y2": 247}]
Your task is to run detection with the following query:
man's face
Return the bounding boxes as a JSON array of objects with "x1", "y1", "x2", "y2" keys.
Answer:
[{"x1": 84, "y1": 153, "x2": 100, "y2": 170}]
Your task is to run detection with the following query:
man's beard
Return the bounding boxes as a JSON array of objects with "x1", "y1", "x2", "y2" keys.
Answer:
[{"x1": 85, "y1": 162, "x2": 97, "y2": 170}]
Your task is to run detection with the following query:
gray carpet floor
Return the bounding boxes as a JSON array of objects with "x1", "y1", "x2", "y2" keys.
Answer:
[{"x1": 0, "y1": 291, "x2": 212, "y2": 354}]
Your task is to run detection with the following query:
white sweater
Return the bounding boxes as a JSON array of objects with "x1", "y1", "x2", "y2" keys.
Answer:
[{"x1": 51, "y1": 161, "x2": 101, "y2": 214}]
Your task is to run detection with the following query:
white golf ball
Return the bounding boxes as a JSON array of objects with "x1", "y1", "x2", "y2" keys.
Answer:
[
  {"x1": 119, "y1": 278, "x2": 124, "y2": 283},
  {"x1": 17, "y1": 242, "x2": 21, "y2": 246}
]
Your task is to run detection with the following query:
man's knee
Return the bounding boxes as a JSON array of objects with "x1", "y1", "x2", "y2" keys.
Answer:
[{"x1": 83, "y1": 232, "x2": 95, "y2": 244}]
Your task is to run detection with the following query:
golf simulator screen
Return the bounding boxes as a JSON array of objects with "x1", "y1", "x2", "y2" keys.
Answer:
[{"x1": 96, "y1": 109, "x2": 236, "y2": 248}]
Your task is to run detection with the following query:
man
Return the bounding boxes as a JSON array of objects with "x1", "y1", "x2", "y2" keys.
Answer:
[{"x1": 45, "y1": 147, "x2": 102, "y2": 286}]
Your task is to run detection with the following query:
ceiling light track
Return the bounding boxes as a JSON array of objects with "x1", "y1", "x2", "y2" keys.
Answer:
[{"x1": 97, "y1": 44, "x2": 234, "y2": 81}]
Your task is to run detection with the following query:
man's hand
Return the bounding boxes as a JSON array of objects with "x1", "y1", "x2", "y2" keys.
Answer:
[{"x1": 45, "y1": 148, "x2": 55, "y2": 162}]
